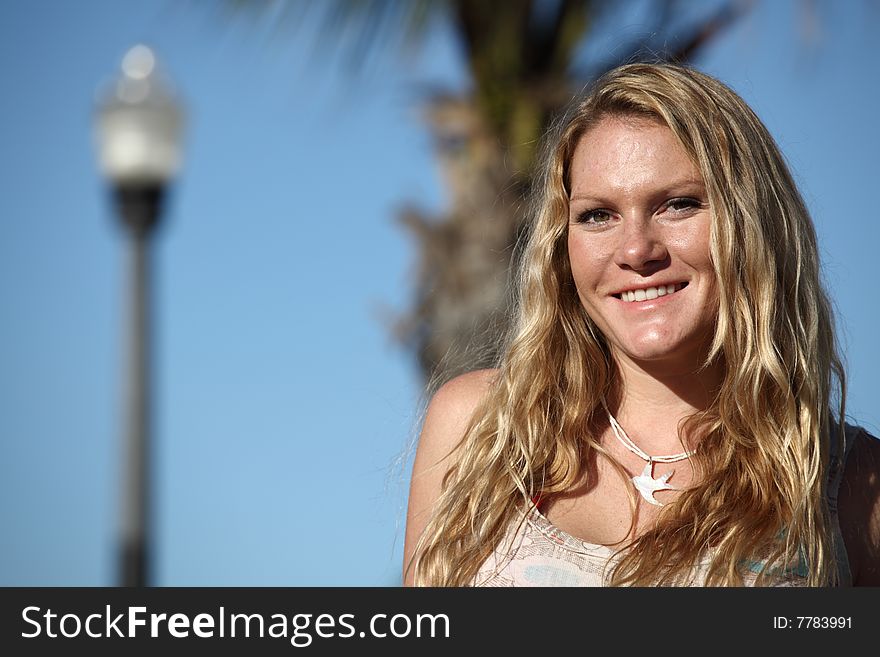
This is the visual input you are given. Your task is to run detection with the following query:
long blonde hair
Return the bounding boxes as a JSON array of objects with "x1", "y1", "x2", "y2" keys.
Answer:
[{"x1": 409, "y1": 63, "x2": 846, "y2": 586}]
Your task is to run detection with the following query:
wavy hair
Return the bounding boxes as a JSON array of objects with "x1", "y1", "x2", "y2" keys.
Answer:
[{"x1": 408, "y1": 63, "x2": 847, "y2": 587}]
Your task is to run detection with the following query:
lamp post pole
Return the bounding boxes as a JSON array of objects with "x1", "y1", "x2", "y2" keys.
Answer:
[
  {"x1": 118, "y1": 185, "x2": 161, "y2": 587},
  {"x1": 94, "y1": 45, "x2": 184, "y2": 587}
]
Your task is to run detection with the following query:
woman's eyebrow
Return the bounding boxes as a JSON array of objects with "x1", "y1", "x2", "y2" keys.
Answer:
[{"x1": 568, "y1": 178, "x2": 706, "y2": 203}]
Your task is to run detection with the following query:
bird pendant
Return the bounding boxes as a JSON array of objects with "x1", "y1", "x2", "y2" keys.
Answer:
[{"x1": 631, "y1": 461, "x2": 676, "y2": 506}]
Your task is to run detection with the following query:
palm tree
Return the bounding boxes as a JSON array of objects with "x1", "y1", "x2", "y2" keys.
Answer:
[{"x1": 225, "y1": 0, "x2": 748, "y2": 382}]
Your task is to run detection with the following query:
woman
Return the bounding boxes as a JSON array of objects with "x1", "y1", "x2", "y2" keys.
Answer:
[{"x1": 402, "y1": 63, "x2": 879, "y2": 587}]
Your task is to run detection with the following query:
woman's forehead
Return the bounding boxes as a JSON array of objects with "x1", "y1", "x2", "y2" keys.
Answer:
[{"x1": 568, "y1": 117, "x2": 704, "y2": 201}]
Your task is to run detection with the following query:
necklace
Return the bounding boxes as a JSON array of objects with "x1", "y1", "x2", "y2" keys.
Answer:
[{"x1": 606, "y1": 412, "x2": 696, "y2": 506}]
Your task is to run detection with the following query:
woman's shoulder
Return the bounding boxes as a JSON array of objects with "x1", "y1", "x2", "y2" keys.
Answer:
[
  {"x1": 403, "y1": 369, "x2": 499, "y2": 584},
  {"x1": 429, "y1": 368, "x2": 498, "y2": 414},
  {"x1": 838, "y1": 424, "x2": 880, "y2": 585},
  {"x1": 420, "y1": 369, "x2": 499, "y2": 451}
]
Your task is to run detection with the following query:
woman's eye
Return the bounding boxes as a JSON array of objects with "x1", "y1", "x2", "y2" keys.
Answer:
[
  {"x1": 666, "y1": 197, "x2": 701, "y2": 212},
  {"x1": 577, "y1": 209, "x2": 613, "y2": 225}
]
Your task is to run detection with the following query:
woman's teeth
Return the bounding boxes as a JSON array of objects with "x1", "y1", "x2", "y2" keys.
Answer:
[{"x1": 619, "y1": 283, "x2": 683, "y2": 303}]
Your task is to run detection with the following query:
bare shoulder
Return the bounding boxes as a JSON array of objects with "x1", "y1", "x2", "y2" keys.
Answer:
[
  {"x1": 402, "y1": 368, "x2": 498, "y2": 584},
  {"x1": 411, "y1": 368, "x2": 498, "y2": 484},
  {"x1": 838, "y1": 427, "x2": 880, "y2": 586},
  {"x1": 423, "y1": 369, "x2": 498, "y2": 441}
]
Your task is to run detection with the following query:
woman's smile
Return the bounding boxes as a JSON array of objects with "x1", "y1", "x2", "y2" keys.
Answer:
[{"x1": 612, "y1": 281, "x2": 688, "y2": 303}]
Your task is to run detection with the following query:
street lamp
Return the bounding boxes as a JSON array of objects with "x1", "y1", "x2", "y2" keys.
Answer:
[{"x1": 93, "y1": 44, "x2": 185, "y2": 587}]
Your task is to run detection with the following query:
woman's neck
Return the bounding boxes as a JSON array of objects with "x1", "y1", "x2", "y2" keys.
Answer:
[{"x1": 608, "y1": 352, "x2": 723, "y2": 454}]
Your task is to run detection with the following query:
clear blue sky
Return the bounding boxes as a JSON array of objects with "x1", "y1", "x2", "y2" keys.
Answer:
[{"x1": 1, "y1": 0, "x2": 877, "y2": 586}]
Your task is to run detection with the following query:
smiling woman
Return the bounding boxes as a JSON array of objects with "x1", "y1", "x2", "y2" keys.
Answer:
[
  {"x1": 567, "y1": 116, "x2": 717, "y2": 368},
  {"x1": 403, "y1": 63, "x2": 880, "y2": 587}
]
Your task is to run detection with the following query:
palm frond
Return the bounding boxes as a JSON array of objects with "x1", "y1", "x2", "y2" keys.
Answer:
[{"x1": 222, "y1": 0, "x2": 448, "y2": 74}]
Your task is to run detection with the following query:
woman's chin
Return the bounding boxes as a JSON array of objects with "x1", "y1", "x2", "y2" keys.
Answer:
[{"x1": 611, "y1": 337, "x2": 708, "y2": 369}]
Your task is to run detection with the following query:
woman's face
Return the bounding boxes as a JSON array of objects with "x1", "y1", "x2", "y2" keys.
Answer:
[{"x1": 566, "y1": 116, "x2": 718, "y2": 370}]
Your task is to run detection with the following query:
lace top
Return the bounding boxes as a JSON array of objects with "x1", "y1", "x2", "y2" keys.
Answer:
[
  {"x1": 473, "y1": 506, "x2": 804, "y2": 586},
  {"x1": 473, "y1": 423, "x2": 861, "y2": 587}
]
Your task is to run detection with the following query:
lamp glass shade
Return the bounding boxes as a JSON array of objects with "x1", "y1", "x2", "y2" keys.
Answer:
[{"x1": 95, "y1": 45, "x2": 185, "y2": 186}]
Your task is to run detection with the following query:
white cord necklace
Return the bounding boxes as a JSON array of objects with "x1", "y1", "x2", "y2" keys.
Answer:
[{"x1": 606, "y1": 412, "x2": 696, "y2": 506}]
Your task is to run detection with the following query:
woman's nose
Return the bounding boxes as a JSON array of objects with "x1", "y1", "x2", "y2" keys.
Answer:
[{"x1": 614, "y1": 217, "x2": 669, "y2": 272}]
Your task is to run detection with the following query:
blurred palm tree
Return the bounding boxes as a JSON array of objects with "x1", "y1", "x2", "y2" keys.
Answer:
[{"x1": 225, "y1": 0, "x2": 749, "y2": 382}]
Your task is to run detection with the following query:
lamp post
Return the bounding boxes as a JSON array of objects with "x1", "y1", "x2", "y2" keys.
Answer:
[{"x1": 94, "y1": 44, "x2": 184, "y2": 587}]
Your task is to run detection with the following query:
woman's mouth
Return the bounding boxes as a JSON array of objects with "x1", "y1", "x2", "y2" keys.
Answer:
[{"x1": 613, "y1": 282, "x2": 688, "y2": 303}]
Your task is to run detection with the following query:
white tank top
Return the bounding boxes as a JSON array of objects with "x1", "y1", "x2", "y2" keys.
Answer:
[
  {"x1": 473, "y1": 423, "x2": 860, "y2": 587},
  {"x1": 473, "y1": 506, "x2": 804, "y2": 586}
]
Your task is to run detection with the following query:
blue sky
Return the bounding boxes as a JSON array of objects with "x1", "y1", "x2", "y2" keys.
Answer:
[{"x1": 1, "y1": 0, "x2": 878, "y2": 586}]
